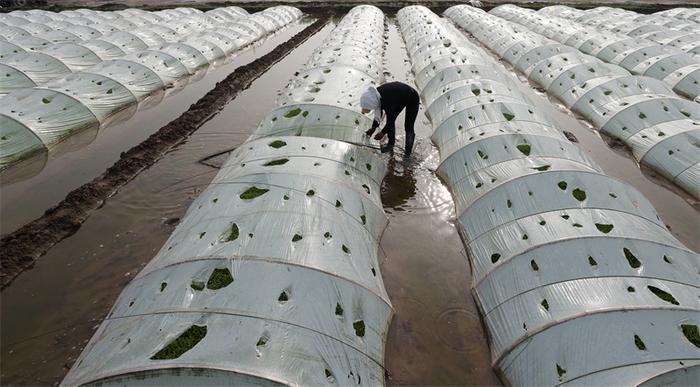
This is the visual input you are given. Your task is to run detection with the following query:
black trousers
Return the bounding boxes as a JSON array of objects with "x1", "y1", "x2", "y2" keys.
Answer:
[{"x1": 384, "y1": 93, "x2": 419, "y2": 156}]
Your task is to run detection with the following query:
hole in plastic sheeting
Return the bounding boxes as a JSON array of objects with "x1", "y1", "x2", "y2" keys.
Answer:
[
  {"x1": 556, "y1": 364, "x2": 566, "y2": 379},
  {"x1": 151, "y1": 325, "x2": 207, "y2": 360},
  {"x1": 292, "y1": 234, "x2": 303, "y2": 242},
  {"x1": 353, "y1": 320, "x2": 365, "y2": 337},
  {"x1": 680, "y1": 110, "x2": 691, "y2": 118},
  {"x1": 278, "y1": 291, "x2": 289, "y2": 303},
  {"x1": 561, "y1": 214, "x2": 570, "y2": 220},
  {"x1": 532, "y1": 165, "x2": 550, "y2": 171},
  {"x1": 160, "y1": 282, "x2": 167, "y2": 292},
  {"x1": 365, "y1": 163, "x2": 372, "y2": 171},
  {"x1": 362, "y1": 184, "x2": 371, "y2": 194},
  {"x1": 268, "y1": 140, "x2": 287, "y2": 148},
  {"x1": 627, "y1": 286, "x2": 636, "y2": 293},
  {"x1": 302, "y1": 111, "x2": 309, "y2": 118},
  {"x1": 572, "y1": 188, "x2": 586, "y2": 201},
  {"x1": 240, "y1": 187, "x2": 269, "y2": 200},
  {"x1": 639, "y1": 112, "x2": 647, "y2": 119},
  {"x1": 491, "y1": 253, "x2": 501, "y2": 263},
  {"x1": 588, "y1": 256, "x2": 598, "y2": 266},
  {"x1": 283, "y1": 195, "x2": 290, "y2": 201},
  {"x1": 191, "y1": 281, "x2": 205, "y2": 291},
  {"x1": 530, "y1": 260, "x2": 539, "y2": 271},
  {"x1": 541, "y1": 299, "x2": 550, "y2": 311},
  {"x1": 371, "y1": 268, "x2": 376, "y2": 276},
  {"x1": 681, "y1": 324, "x2": 700, "y2": 348},
  {"x1": 522, "y1": 234, "x2": 529, "y2": 240},
  {"x1": 263, "y1": 158, "x2": 289, "y2": 166},
  {"x1": 325, "y1": 369, "x2": 335, "y2": 383},
  {"x1": 477, "y1": 150, "x2": 488, "y2": 160},
  {"x1": 663, "y1": 255, "x2": 672, "y2": 264},
  {"x1": 539, "y1": 220, "x2": 546, "y2": 226},
  {"x1": 335, "y1": 200, "x2": 342, "y2": 208},
  {"x1": 360, "y1": 215, "x2": 366, "y2": 225},
  {"x1": 342, "y1": 245, "x2": 351, "y2": 254},
  {"x1": 507, "y1": 200, "x2": 512, "y2": 208},
  {"x1": 595, "y1": 223, "x2": 614, "y2": 234},
  {"x1": 306, "y1": 190, "x2": 315, "y2": 197},
  {"x1": 284, "y1": 107, "x2": 302, "y2": 118},
  {"x1": 634, "y1": 335, "x2": 647, "y2": 350},
  {"x1": 199, "y1": 232, "x2": 206, "y2": 239},
  {"x1": 335, "y1": 303, "x2": 344, "y2": 316},
  {"x1": 226, "y1": 223, "x2": 239, "y2": 242},
  {"x1": 42, "y1": 97, "x2": 51, "y2": 104},
  {"x1": 516, "y1": 144, "x2": 531, "y2": 156},
  {"x1": 472, "y1": 87, "x2": 480, "y2": 96},
  {"x1": 623, "y1": 248, "x2": 642, "y2": 268},
  {"x1": 648, "y1": 286, "x2": 679, "y2": 305},
  {"x1": 572, "y1": 223, "x2": 583, "y2": 228},
  {"x1": 256, "y1": 336, "x2": 268, "y2": 347},
  {"x1": 557, "y1": 181, "x2": 567, "y2": 190},
  {"x1": 207, "y1": 268, "x2": 233, "y2": 290}
]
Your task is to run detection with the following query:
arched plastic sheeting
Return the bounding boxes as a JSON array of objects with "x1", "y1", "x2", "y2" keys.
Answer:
[
  {"x1": 0, "y1": 114, "x2": 46, "y2": 168},
  {"x1": 0, "y1": 25, "x2": 31, "y2": 40},
  {"x1": 0, "y1": 42, "x2": 26, "y2": 58},
  {"x1": 16, "y1": 22, "x2": 53, "y2": 35},
  {"x1": 0, "y1": 88, "x2": 99, "y2": 148},
  {"x1": 447, "y1": 5, "x2": 700, "y2": 199},
  {"x1": 125, "y1": 50, "x2": 190, "y2": 85},
  {"x1": 490, "y1": 5, "x2": 700, "y2": 101},
  {"x1": 0, "y1": 52, "x2": 72, "y2": 92},
  {"x1": 187, "y1": 32, "x2": 239, "y2": 56},
  {"x1": 400, "y1": 5, "x2": 700, "y2": 386},
  {"x1": 129, "y1": 29, "x2": 167, "y2": 47},
  {"x1": 177, "y1": 37, "x2": 226, "y2": 63},
  {"x1": 63, "y1": 6, "x2": 392, "y2": 386},
  {"x1": 79, "y1": 40, "x2": 125, "y2": 61},
  {"x1": 97, "y1": 31, "x2": 148, "y2": 53},
  {"x1": 281, "y1": 66, "x2": 381, "y2": 108},
  {"x1": 151, "y1": 43, "x2": 210, "y2": 74},
  {"x1": 0, "y1": 63, "x2": 36, "y2": 94},
  {"x1": 305, "y1": 46, "x2": 383, "y2": 81},
  {"x1": 45, "y1": 72, "x2": 137, "y2": 125},
  {"x1": 40, "y1": 43, "x2": 103, "y2": 72}
]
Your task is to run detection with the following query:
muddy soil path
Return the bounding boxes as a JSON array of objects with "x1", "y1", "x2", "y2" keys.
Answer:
[
  {"x1": 0, "y1": 18, "x2": 329, "y2": 289},
  {"x1": 0, "y1": 23, "x2": 335, "y2": 386},
  {"x1": 379, "y1": 20, "x2": 501, "y2": 385}
]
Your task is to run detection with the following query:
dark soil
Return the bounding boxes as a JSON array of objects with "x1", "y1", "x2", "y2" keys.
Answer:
[{"x1": 0, "y1": 17, "x2": 329, "y2": 290}]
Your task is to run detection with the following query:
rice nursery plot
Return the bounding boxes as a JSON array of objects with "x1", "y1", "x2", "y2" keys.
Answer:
[{"x1": 0, "y1": 2, "x2": 698, "y2": 387}]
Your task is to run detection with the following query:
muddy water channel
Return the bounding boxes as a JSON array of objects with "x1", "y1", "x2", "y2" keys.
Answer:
[
  {"x1": 1, "y1": 14, "x2": 698, "y2": 387},
  {"x1": 0, "y1": 19, "x2": 313, "y2": 235}
]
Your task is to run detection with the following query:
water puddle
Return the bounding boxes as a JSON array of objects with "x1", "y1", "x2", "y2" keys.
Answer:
[
  {"x1": 0, "y1": 23, "x2": 333, "y2": 386},
  {"x1": 379, "y1": 20, "x2": 500, "y2": 386}
]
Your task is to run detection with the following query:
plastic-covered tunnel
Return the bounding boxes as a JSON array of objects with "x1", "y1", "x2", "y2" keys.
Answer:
[
  {"x1": 445, "y1": 5, "x2": 700, "y2": 200},
  {"x1": 0, "y1": 6, "x2": 302, "y2": 169},
  {"x1": 399, "y1": 5, "x2": 699, "y2": 386},
  {"x1": 62, "y1": 5, "x2": 393, "y2": 386},
  {"x1": 490, "y1": 5, "x2": 700, "y2": 102}
]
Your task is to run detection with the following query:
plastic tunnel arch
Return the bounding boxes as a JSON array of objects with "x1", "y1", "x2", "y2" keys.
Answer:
[
  {"x1": 62, "y1": 6, "x2": 393, "y2": 386},
  {"x1": 398, "y1": 5, "x2": 699, "y2": 386}
]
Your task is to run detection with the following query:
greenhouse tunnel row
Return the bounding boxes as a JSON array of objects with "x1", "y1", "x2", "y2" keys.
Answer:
[
  {"x1": 490, "y1": 5, "x2": 700, "y2": 102},
  {"x1": 61, "y1": 5, "x2": 394, "y2": 386},
  {"x1": 445, "y1": 5, "x2": 700, "y2": 200},
  {"x1": 0, "y1": 6, "x2": 302, "y2": 169},
  {"x1": 656, "y1": 7, "x2": 700, "y2": 23},
  {"x1": 543, "y1": 6, "x2": 700, "y2": 57},
  {"x1": 398, "y1": 5, "x2": 699, "y2": 385}
]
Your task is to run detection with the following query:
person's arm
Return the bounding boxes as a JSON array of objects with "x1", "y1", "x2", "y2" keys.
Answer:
[{"x1": 374, "y1": 107, "x2": 398, "y2": 139}]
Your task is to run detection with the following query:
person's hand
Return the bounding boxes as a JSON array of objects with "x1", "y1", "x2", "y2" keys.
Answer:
[
  {"x1": 365, "y1": 127, "x2": 375, "y2": 137},
  {"x1": 374, "y1": 131, "x2": 385, "y2": 141}
]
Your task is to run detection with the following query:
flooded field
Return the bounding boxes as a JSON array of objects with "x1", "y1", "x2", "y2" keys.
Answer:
[{"x1": 1, "y1": 4, "x2": 699, "y2": 387}]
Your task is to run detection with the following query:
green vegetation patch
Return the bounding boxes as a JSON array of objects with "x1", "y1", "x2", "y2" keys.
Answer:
[
  {"x1": 472, "y1": 87, "x2": 481, "y2": 96},
  {"x1": 491, "y1": 253, "x2": 501, "y2": 263},
  {"x1": 502, "y1": 112, "x2": 515, "y2": 121},
  {"x1": 648, "y1": 286, "x2": 679, "y2": 305},
  {"x1": 268, "y1": 140, "x2": 287, "y2": 149},
  {"x1": 227, "y1": 223, "x2": 239, "y2": 242},
  {"x1": 634, "y1": 334, "x2": 646, "y2": 350},
  {"x1": 530, "y1": 260, "x2": 539, "y2": 271},
  {"x1": 240, "y1": 186, "x2": 269, "y2": 200},
  {"x1": 263, "y1": 158, "x2": 289, "y2": 166},
  {"x1": 353, "y1": 320, "x2": 365, "y2": 337},
  {"x1": 278, "y1": 291, "x2": 289, "y2": 302},
  {"x1": 572, "y1": 188, "x2": 586, "y2": 202},
  {"x1": 207, "y1": 268, "x2": 233, "y2": 290},
  {"x1": 191, "y1": 281, "x2": 205, "y2": 291},
  {"x1": 623, "y1": 248, "x2": 641, "y2": 268},
  {"x1": 516, "y1": 144, "x2": 531, "y2": 156},
  {"x1": 541, "y1": 299, "x2": 550, "y2": 311},
  {"x1": 681, "y1": 324, "x2": 700, "y2": 348},
  {"x1": 556, "y1": 364, "x2": 566, "y2": 379},
  {"x1": 151, "y1": 325, "x2": 207, "y2": 360},
  {"x1": 335, "y1": 303, "x2": 344, "y2": 316},
  {"x1": 284, "y1": 108, "x2": 302, "y2": 118},
  {"x1": 557, "y1": 181, "x2": 568, "y2": 190},
  {"x1": 595, "y1": 223, "x2": 614, "y2": 234},
  {"x1": 532, "y1": 165, "x2": 551, "y2": 171},
  {"x1": 588, "y1": 256, "x2": 597, "y2": 266},
  {"x1": 292, "y1": 234, "x2": 303, "y2": 242}
]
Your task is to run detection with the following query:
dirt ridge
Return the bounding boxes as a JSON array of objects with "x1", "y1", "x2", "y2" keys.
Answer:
[{"x1": 0, "y1": 17, "x2": 329, "y2": 290}]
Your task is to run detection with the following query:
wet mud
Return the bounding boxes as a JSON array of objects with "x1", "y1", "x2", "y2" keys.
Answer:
[
  {"x1": 0, "y1": 18, "x2": 329, "y2": 289},
  {"x1": 378, "y1": 21, "x2": 501, "y2": 386}
]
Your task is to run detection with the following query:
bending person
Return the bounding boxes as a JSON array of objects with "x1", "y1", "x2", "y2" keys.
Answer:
[{"x1": 360, "y1": 81, "x2": 419, "y2": 158}]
